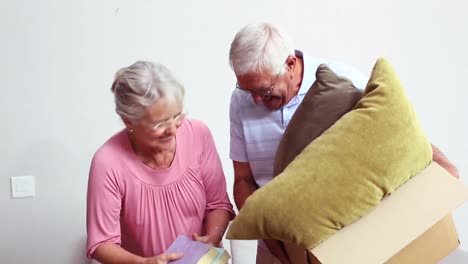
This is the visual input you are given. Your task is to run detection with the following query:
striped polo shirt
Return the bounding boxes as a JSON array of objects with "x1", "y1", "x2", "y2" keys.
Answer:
[{"x1": 229, "y1": 51, "x2": 368, "y2": 187}]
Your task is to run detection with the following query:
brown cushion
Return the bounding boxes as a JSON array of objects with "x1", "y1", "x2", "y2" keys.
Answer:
[{"x1": 273, "y1": 64, "x2": 363, "y2": 176}]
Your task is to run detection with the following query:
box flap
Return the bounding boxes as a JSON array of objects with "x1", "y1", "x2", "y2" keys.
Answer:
[
  {"x1": 310, "y1": 162, "x2": 468, "y2": 264},
  {"x1": 385, "y1": 215, "x2": 459, "y2": 264}
]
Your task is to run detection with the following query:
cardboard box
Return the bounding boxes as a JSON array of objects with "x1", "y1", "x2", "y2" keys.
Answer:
[
  {"x1": 385, "y1": 214, "x2": 458, "y2": 264},
  {"x1": 284, "y1": 162, "x2": 468, "y2": 264}
]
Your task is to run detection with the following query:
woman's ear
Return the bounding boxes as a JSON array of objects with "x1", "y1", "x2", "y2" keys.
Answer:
[{"x1": 122, "y1": 117, "x2": 133, "y2": 130}]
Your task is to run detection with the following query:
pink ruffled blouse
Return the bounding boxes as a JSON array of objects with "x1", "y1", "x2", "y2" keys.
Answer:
[{"x1": 86, "y1": 119, "x2": 235, "y2": 258}]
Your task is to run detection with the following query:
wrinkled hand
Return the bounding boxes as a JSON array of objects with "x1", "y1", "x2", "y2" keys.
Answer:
[
  {"x1": 143, "y1": 252, "x2": 183, "y2": 264},
  {"x1": 192, "y1": 233, "x2": 220, "y2": 247},
  {"x1": 263, "y1": 239, "x2": 291, "y2": 264},
  {"x1": 432, "y1": 144, "x2": 459, "y2": 179}
]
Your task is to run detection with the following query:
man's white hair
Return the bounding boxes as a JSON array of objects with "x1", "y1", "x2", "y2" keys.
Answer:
[{"x1": 229, "y1": 22, "x2": 295, "y2": 76}]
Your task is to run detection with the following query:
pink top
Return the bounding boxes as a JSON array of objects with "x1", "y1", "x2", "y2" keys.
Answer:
[{"x1": 86, "y1": 119, "x2": 235, "y2": 258}]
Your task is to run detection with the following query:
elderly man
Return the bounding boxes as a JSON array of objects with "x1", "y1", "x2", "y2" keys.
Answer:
[{"x1": 228, "y1": 22, "x2": 459, "y2": 264}]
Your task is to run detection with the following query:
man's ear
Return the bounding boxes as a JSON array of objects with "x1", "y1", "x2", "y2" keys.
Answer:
[
  {"x1": 285, "y1": 55, "x2": 297, "y2": 80},
  {"x1": 285, "y1": 55, "x2": 297, "y2": 71}
]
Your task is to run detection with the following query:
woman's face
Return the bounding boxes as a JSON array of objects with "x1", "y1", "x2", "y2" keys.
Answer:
[{"x1": 127, "y1": 98, "x2": 184, "y2": 152}]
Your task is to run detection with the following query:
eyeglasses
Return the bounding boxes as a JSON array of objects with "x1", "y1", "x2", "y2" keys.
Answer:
[
  {"x1": 236, "y1": 68, "x2": 283, "y2": 97},
  {"x1": 152, "y1": 112, "x2": 186, "y2": 132}
]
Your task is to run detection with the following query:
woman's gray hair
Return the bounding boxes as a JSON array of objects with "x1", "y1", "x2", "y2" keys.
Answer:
[
  {"x1": 229, "y1": 22, "x2": 295, "y2": 76},
  {"x1": 111, "y1": 61, "x2": 185, "y2": 122}
]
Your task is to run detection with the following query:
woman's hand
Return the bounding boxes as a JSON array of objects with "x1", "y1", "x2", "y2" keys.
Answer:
[
  {"x1": 192, "y1": 233, "x2": 221, "y2": 247},
  {"x1": 143, "y1": 252, "x2": 183, "y2": 264}
]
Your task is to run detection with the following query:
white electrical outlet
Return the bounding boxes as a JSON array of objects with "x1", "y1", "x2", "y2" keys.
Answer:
[{"x1": 11, "y1": 175, "x2": 36, "y2": 198}]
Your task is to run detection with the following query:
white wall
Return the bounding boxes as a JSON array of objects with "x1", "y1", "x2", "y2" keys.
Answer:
[{"x1": 1, "y1": 0, "x2": 467, "y2": 263}]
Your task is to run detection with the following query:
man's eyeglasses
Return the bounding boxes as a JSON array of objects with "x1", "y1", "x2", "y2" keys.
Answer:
[
  {"x1": 152, "y1": 112, "x2": 186, "y2": 132},
  {"x1": 236, "y1": 68, "x2": 283, "y2": 97}
]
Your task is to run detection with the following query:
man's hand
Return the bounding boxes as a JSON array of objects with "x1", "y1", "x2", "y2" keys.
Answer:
[
  {"x1": 263, "y1": 239, "x2": 291, "y2": 264},
  {"x1": 143, "y1": 253, "x2": 183, "y2": 264},
  {"x1": 432, "y1": 144, "x2": 459, "y2": 179}
]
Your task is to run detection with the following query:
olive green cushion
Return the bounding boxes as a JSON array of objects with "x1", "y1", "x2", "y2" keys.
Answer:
[
  {"x1": 273, "y1": 64, "x2": 363, "y2": 177},
  {"x1": 226, "y1": 58, "x2": 433, "y2": 250}
]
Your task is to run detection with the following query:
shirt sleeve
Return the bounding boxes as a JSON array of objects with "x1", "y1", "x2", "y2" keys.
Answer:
[
  {"x1": 86, "y1": 152, "x2": 123, "y2": 258},
  {"x1": 198, "y1": 123, "x2": 235, "y2": 219},
  {"x1": 229, "y1": 89, "x2": 248, "y2": 162}
]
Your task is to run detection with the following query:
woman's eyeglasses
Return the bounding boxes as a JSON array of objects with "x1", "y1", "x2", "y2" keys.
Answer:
[{"x1": 152, "y1": 112, "x2": 187, "y2": 132}]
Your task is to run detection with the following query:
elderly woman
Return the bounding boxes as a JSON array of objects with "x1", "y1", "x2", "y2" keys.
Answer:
[{"x1": 86, "y1": 61, "x2": 235, "y2": 264}]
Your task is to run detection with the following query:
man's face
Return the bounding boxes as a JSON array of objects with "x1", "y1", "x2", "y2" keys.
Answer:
[{"x1": 236, "y1": 70, "x2": 291, "y2": 111}]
